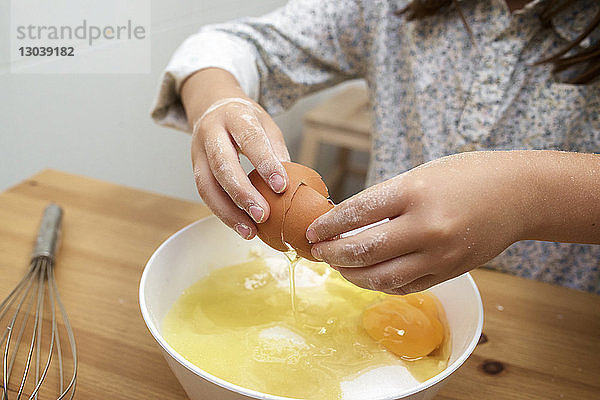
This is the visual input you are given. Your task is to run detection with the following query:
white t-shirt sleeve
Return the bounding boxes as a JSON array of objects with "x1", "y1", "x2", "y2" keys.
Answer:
[
  {"x1": 150, "y1": 0, "x2": 367, "y2": 132},
  {"x1": 150, "y1": 30, "x2": 259, "y2": 132}
]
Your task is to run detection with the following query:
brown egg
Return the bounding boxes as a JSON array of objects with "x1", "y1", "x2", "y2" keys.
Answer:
[{"x1": 248, "y1": 162, "x2": 333, "y2": 261}]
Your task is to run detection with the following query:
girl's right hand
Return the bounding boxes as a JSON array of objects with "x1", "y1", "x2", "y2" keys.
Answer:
[{"x1": 182, "y1": 69, "x2": 291, "y2": 240}]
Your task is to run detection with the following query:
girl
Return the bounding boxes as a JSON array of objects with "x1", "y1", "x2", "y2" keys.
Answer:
[{"x1": 152, "y1": 0, "x2": 600, "y2": 293}]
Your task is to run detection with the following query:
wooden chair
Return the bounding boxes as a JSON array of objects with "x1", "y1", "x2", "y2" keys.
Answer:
[{"x1": 298, "y1": 86, "x2": 372, "y2": 200}]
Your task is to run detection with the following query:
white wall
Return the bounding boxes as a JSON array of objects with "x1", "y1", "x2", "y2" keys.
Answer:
[{"x1": 0, "y1": 0, "x2": 361, "y2": 202}]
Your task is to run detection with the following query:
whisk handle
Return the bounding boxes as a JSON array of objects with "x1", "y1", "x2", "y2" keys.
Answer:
[{"x1": 33, "y1": 203, "x2": 63, "y2": 260}]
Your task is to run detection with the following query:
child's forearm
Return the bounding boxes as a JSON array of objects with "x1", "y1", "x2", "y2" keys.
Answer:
[{"x1": 520, "y1": 150, "x2": 600, "y2": 244}]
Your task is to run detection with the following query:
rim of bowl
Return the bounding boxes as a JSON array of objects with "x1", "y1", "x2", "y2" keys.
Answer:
[{"x1": 139, "y1": 216, "x2": 484, "y2": 400}]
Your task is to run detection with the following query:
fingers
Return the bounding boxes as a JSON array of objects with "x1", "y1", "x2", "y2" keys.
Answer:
[
  {"x1": 191, "y1": 99, "x2": 293, "y2": 239},
  {"x1": 191, "y1": 142, "x2": 257, "y2": 239},
  {"x1": 200, "y1": 124, "x2": 271, "y2": 224},
  {"x1": 258, "y1": 113, "x2": 291, "y2": 163},
  {"x1": 311, "y1": 214, "x2": 424, "y2": 267},
  {"x1": 384, "y1": 269, "x2": 467, "y2": 295},
  {"x1": 306, "y1": 176, "x2": 409, "y2": 243},
  {"x1": 336, "y1": 261, "x2": 441, "y2": 295},
  {"x1": 337, "y1": 256, "x2": 467, "y2": 295},
  {"x1": 334, "y1": 252, "x2": 426, "y2": 292},
  {"x1": 383, "y1": 275, "x2": 439, "y2": 295},
  {"x1": 225, "y1": 108, "x2": 289, "y2": 193}
]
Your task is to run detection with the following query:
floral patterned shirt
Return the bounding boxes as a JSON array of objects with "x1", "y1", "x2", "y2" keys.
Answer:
[{"x1": 151, "y1": 0, "x2": 600, "y2": 293}]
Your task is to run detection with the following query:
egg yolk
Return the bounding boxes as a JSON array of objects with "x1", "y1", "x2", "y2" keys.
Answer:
[{"x1": 362, "y1": 293, "x2": 444, "y2": 359}]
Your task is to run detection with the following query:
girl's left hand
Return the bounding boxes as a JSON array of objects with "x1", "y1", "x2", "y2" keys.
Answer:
[{"x1": 306, "y1": 151, "x2": 539, "y2": 294}]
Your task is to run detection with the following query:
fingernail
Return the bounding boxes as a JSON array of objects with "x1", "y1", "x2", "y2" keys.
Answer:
[
  {"x1": 268, "y1": 173, "x2": 286, "y2": 193},
  {"x1": 311, "y1": 246, "x2": 323, "y2": 261},
  {"x1": 249, "y1": 205, "x2": 265, "y2": 223},
  {"x1": 306, "y1": 228, "x2": 318, "y2": 244},
  {"x1": 234, "y1": 223, "x2": 252, "y2": 239}
]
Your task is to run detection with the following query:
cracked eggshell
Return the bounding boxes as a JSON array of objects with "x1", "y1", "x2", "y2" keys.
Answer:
[
  {"x1": 248, "y1": 170, "x2": 289, "y2": 252},
  {"x1": 248, "y1": 162, "x2": 333, "y2": 261},
  {"x1": 282, "y1": 183, "x2": 333, "y2": 260}
]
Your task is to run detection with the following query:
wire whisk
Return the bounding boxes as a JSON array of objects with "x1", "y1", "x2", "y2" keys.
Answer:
[{"x1": 1, "y1": 204, "x2": 77, "y2": 400}]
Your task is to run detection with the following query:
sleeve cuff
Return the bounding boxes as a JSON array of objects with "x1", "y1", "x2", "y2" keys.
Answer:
[{"x1": 150, "y1": 29, "x2": 260, "y2": 132}]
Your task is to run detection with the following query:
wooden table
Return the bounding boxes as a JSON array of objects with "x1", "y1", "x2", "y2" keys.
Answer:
[{"x1": 1, "y1": 170, "x2": 598, "y2": 400}]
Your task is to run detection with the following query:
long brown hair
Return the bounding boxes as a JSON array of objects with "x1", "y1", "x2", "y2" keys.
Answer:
[{"x1": 396, "y1": 0, "x2": 600, "y2": 84}]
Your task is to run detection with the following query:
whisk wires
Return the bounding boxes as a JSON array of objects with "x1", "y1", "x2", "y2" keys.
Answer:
[{"x1": 1, "y1": 204, "x2": 77, "y2": 400}]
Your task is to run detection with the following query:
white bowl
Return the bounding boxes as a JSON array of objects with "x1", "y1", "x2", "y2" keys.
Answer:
[{"x1": 140, "y1": 216, "x2": 483, "y2": 400}]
